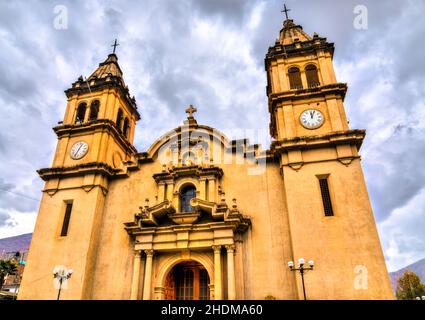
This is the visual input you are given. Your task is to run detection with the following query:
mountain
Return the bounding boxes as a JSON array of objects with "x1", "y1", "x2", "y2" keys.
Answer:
[
  {"x1": 0, "y1": 233, "x2": 32, "y2": 257},
  {"x1": 389, "y1": 258, "x2": 425, "y2": 292}
]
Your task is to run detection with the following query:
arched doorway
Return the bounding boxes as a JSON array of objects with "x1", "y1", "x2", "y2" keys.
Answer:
[{"x1": 164, "y1": 261, "x2": 210, "y2": 300}]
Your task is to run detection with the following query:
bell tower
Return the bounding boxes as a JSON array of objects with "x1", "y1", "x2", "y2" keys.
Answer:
[
  {"x1": 19, "y1": 50, "x2": 140, "y2": 300},
  {"x1": 51, "y1": 52, "x2": 140, "y2": 173},
  {"x1": 266, "y1": 18, "x2": 351, "y2": 149},
  {"x1": 266, "y1": 11, "x2": 394, "y2": 299}
]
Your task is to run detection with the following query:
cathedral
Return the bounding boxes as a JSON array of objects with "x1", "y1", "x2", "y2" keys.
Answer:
[{"x1": 18, "y1": 13, "x2": 394, "y2": 300}]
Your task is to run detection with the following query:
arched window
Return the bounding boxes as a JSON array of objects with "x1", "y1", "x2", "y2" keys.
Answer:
[
  {"x1": 75, "y1": 103, "x2": 87, "y2": 124},
  {"x1": 288, "y1": 67, "x2": 303, "y2": 90},
  {"x1": 123, "y1": 117, "x2": 130, "y2": 137},
  {"x1": 88, "y1": 100, "x2": 100, "y2": 121},
  {"x1": 305, "y1": 65, "x2": 320, "y2": 88},
  {"x1": 180, "y1": 185, "x2": 196, "y2": 213},
  {"x1": 116, "y1": 108, "x2": 123, "y2": 132}
]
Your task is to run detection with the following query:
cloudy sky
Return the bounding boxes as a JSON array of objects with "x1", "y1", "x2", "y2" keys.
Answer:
[{"x1": 0, "y1": 0, "x2": 424, "y2": 272}]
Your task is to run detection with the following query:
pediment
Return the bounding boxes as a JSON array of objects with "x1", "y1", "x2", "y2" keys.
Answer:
[{"x1": 145, "y1": 124, "x2": 232, "y2": 161}]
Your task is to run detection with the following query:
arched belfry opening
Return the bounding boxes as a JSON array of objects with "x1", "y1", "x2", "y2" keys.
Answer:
[
  {"x1": 75, "y1": 102, "x2": 87, "y2": 124},
  {"x1": 164, "y1": 261, "x2": 210, "y2": 300}
]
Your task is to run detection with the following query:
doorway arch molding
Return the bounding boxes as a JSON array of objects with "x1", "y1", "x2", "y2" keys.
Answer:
[{"x1": 153, "y1": 251, "x2": 214, "y2": 300}]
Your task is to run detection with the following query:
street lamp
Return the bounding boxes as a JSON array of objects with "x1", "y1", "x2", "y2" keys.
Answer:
[
  {"x1": 53, "y1": 267, "x2": 73, "y2": 300},
  {"x1": 288, "y1": 258, "x2": 314, "y2": 300}
]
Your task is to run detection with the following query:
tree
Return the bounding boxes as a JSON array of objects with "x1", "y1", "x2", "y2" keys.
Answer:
[
  {"x1": 395, "y1": 270, "x2": 425, "y2": 300},
  {"x1": 0, "y1": 259, "x2": 18, "y2": 290}
]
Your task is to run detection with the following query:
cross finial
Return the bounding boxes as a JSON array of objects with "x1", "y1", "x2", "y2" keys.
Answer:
[
  {"x1": 185, "y1": 104, "x2": 197, "y2": 118},
  {"x1": 281, "y1": 3, "x2": 291, "y2": 20},
  {"x1": 111, "y1": 39, "x2": 120, "y2": 54}
]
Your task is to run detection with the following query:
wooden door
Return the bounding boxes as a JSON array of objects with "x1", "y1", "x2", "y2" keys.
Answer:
[
  {"x1": 166, "y1": 262, "x2": 210, "y2": 300},
  {"x1": 164, "y1": 270, "x2": 176, "y2": 300}
]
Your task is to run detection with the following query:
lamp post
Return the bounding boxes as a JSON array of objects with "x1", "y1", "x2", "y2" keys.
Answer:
[
  {"x1": 53, "y1": 267, "x2": 73, "y2": 300},
  {"x1": 288, "y1": 258, "x2": 314, "y2": 300}
]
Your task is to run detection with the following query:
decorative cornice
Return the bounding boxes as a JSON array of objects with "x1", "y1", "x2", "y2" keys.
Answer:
[
  {"x1": 125, "y1": 197, "x2": 251, "y2": 236},
  {"x1": 153, "y1": 165, "x2": 224, "y2": 183},
  {"x1": 265, "y1": 37, "x2": 334, "y2": 64},
  {"x1": 134, "y1": 250, "x2": 142, "y2": 258},
  {"x1": 225, "y1": 244, "x2": 236, "y2": 253},
  {"x1": 268, "y1": 83, "x2": 348, "y2": 110},
  {"x1": 53, "y1": 119, "x2": 138, "y2": 154},
  {"x1": 136, "y1": 200, "x2": 176, "y2": 226},
  {"x1": 144, "y1": 249, "x2": 154, "y2": 257},
  {"x1": 37, "y1": 162, "x2": 119, "y2": 181},
  {"x1": 270, "y1": 129, "x2": 366, "y2": 154},
  {"x1": 212, "y1": 245, "x2": 222, "y2": 253}
]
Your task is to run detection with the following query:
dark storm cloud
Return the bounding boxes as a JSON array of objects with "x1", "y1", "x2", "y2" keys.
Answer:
[
  {"x1": 0, "y1": 0, "x2": 424, "y2": 269},
  {"x1": 332, "y1": 0, "x2": 425, "y2": 227},
  {"x1": 366, "y1": 126, "x2": 425, "y2": 214},
  {"x1": 0, "y1": 178, "x2": 40, "y2": 214},
  {"x1": 191, "y1": 0, "x2": 251, "y2": 25},
  {"x1": 0, "y1": 210, "x2": 16, "y2": 228},
  {"x1": 0, "y1": 134, "x2": 8, "y2": 154}
]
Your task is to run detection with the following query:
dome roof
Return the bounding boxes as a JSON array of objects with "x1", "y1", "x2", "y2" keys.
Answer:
[{"x1": 279, "y1": 19, "x2": 312, "y2": 45}]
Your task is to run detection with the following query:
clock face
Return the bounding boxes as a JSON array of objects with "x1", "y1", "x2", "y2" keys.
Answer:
[
  {"x1": 300, "y1": 109, "x2": 324, "y2": 129},
  {"x1": 70, "y1": 141, "x2": 89, "y2": 160}
]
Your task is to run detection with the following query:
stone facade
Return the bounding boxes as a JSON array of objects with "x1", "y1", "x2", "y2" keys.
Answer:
[{"x1": 18, "y1": 16, "x2": 394, "y2": 300}]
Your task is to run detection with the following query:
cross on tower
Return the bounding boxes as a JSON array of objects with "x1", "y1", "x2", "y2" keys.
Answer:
[
  {"x1": 111, "y1": 39, "x2": 120, "y2": 54},
  {"x1": 185, "y1": 105, "x2": 197, "y2": 118},
  {"x1": 281, "y1": 3, "x2": 291, "y2": 20}
]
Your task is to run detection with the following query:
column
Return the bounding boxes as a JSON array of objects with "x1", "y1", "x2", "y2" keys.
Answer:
[
  {"x1": 172, "y1": 191, "x2": 179, "y2": 209},
  {"x1": 283, "y1": 105, "x2": 296, "y2": 138},
  {"x1": 142, "y1": 249, "x2": 154, "y2": 300},
  {"x1": 130, "y1": 250, "x2": 142, "y2": 300},
  {"x1": 234, "y1": 239, "x2": 245, "y2": 299},
  {"x1": 208, "y1": 179, "x2": 216, "y2": 203},
  {"x1": 327, "y1": 98, "x2": 344, "y2": 131},
  {"x1": 318, "y1": 55, "x2": 331, "y2": 84},
  {"x1": 158, "y1": 183, "x2": 165, "y2": 202},
  {"x1": 166, "y1": 181, "x2": 174, "y2": 201},
  {"x1": 212, "y1": 245, "x2": 222, "y2": 300},
  {"x1": 277, "y1": 107, "x2": 285, "y2": 139},
  {"x1": 226, "y1": 245, "x2": 236, "y2": 300},
  {"x1": 199, "y1": 178, "x2": 206, "y2": 200},
  {"x1": 277, "y1": 62, "x2": 287, "y2": 91},
  {"x1": 300, "y1": 71, "x2": 308, "y2": 89}
]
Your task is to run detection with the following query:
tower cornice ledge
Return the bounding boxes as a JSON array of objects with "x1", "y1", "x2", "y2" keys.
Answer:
[
  {"x1": 268, "y1": 83, "x2": 348, "y2": 111},
  {"x1": 265, "y1": 38, "x2": 335, "y2": 62},
  {"x1": 270, "y1": 129, "x2": 366, "y2": 154},
  {"x1": 53, "y1": 119, "x2": 138, "y2": 154},
  {"x1": 37, "y1": 162, "x2": 119, "y2": 181}
]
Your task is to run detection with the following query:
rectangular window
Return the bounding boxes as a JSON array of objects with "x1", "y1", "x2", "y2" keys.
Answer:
[
  {"x1": 60, "y1": 202, "x2": 73, "y2": 236},
  {"x1": 319, "y1": 177, "x2": 334, "y2": 216}
]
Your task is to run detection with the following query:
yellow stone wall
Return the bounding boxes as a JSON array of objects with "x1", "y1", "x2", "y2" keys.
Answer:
[
  {"x1": 87, "y1": 152, "x2": 298, "y2": 300},
  {"x1": 18, "y1": 185, "x2": 106, "y2": 300},
  {"x1": 18, "y1": 21, "x2": 394, "y2": 300},
  {"x1": 282, "y1": 158, "x2": 393, "y2": 299}
]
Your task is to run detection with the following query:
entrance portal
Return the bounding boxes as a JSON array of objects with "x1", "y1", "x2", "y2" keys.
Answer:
[{"x1": 164, "y1": 261, "x2": 210, "y2": 300}]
